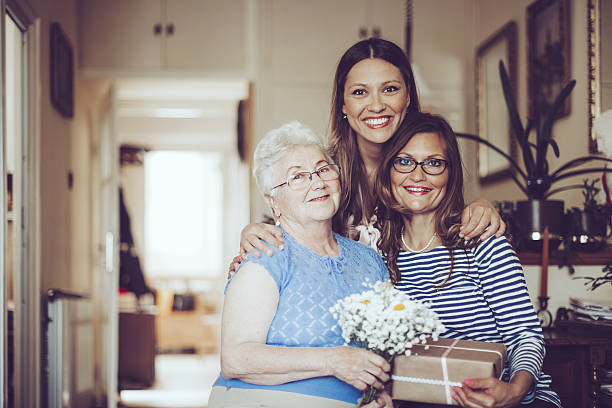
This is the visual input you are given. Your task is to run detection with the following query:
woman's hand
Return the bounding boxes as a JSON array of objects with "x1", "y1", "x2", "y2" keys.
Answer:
[
  {"x1": 226, "y1": 223, "x2": 285, "y2": 279},
  {"x1": 326, "y1": 346, "x2": 391, "y2": 392},
  {"x1": 240, "y1": 223, "x2": 284, "y2": 258},
  {"x1": 361, "y1": 390, "x2": 393, "y2": 407},
  {"x1": 460, "y1": 199, "x2": 505, "y2": 241},
  {"x1": 226, "y1": 255, "x2": 243, "y2": 279},
  {"x1": 452, "y1": 374, "x2": 531, "y2": 408}
]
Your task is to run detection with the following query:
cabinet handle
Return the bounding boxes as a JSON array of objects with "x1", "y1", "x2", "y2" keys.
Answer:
[
  {"x1": 359, "y1": 27, "x2": 368, "y2": 39},
  {"x1": 153, "y1": 23, "x2": 162, "y2": 35},
  {"x1": 372, "y1": 27, "x2": 381, "y2": 38},
  {"x1": 166, "y1": 23, "x2": 175, "y2": 36}
]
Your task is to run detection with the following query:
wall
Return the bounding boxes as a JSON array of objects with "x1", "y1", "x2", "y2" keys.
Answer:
[
  {"x1": 11, "y1": 0, "x2": 107, "y2": 405},
  {"x1": 413, "y1": 0, "x2": 612, "y2": 313}
]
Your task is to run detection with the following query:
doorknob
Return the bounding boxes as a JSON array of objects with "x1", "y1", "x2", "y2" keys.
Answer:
[
  {"x1": 153, "y1": 23, "x2": 162, "y2": 35},
  {"x1": 359, "y1": 27, "x2": 368, "y2": 39},
  {"x1": 166, "y1": 23, "x2": 175, "y2": 36}
]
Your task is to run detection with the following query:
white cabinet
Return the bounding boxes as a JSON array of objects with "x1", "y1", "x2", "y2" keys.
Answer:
[
  {"x1": 164, "y1": 0, "x2": 245, "y2": 71},
  {"x1": 260, "y1": 0, "x2": 406, "y2": 84},
  {"x1": 78, "y1": 0, "x2": 164, "y2": 70},
  {"x1": 78, "y1": 0, "x2": 246, "y2": 72}
]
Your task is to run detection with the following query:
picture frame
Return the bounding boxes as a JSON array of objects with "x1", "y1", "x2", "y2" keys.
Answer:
[
  {"x1": 527, "y1": 0, "x2": 571, "y2": 120},
  {"x1": 50, "y1": 22, "x2": 74, "y2": 118},
  {"x1": 475, "y1": 21, "x2": 518, "y2": 184}
]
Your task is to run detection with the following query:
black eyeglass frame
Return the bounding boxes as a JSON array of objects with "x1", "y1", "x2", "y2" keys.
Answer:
[
  {"x1": 271, "y1": 164, "x2": 341, "y2": 191},
  {"x1": 392, "y1": 157, "x2": 449, "y2": 175}
]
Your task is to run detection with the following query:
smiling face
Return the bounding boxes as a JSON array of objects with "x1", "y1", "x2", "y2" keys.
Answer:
[
  {"x1": 342, "y1": 58, "x2": 410, "y2": 147},
  {"x1": 267, "y1": 145, "x2": 341, "y2": 227},
  {"x1": 391, "y1": 132, "x2": 449, "y2": 216}
]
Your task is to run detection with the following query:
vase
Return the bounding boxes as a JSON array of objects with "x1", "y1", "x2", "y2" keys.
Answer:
[
  {"x1": 565, "y1": 209, "x2": 608, "y2": 252},
  {"x1": 515, "y1": 200, "x2": 564, "y2": 252}
]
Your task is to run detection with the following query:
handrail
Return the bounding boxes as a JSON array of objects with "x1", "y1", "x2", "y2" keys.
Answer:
[{"x1": 46, "y1": 289, "x2": 89, "y2": 302}]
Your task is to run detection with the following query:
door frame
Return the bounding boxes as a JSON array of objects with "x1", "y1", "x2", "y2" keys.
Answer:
[{"x1": 4, "y1": 1, "x2": 41, "y2": 407}]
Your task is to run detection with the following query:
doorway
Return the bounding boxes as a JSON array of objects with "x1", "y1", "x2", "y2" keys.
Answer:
[{"x1": 114, "y1": 78, "x2": 250, "y2": 408}]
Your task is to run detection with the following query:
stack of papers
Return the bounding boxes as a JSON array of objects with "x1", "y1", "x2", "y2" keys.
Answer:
[{"x1": 569, "y1": 298, "x2": 612, "y2": 322}]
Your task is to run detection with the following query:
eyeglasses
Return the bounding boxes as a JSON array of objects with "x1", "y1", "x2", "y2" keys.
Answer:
[
  {"x1": 271, "y1": 164, "x2": 341, "y2": 191},
  {"x1": 392, "y1": 157, "x2": 449, "y2": 175}
]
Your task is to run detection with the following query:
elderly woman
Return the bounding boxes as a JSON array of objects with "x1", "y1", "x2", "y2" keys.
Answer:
[
  {"x1": 208, "y1": 121, "x2": 392, "y2": 408},
  {"x1": 375, "y1": 113, "x2": 561, "y2": 408}
]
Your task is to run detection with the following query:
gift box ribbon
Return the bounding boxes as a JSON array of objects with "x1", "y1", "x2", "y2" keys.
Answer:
[{"x1": 392, "y1": 339, "x2": 505, "y2": 405}]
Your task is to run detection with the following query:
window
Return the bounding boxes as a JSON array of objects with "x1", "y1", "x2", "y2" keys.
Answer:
[{"x1": 144, "y1": 151, "x2": 223, "y2": 277}]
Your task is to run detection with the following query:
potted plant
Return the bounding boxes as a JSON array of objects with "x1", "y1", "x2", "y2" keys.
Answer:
[
  {"x1": 564, "y1": 178, "x2": 610, "y2": 252},
  {"x1": 458, "y1": 61, "x2": 612, "y2": 251}
]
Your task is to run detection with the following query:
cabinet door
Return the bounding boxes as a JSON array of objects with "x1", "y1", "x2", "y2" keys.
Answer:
[
  {"x1": 366, "y1": 0, "x2": 406, "y2": 50},
  {"x1": 78, "y1": 0, "x2": 163, "y2": 69},
  {"x1": 165, "y1": 0, "x2": 246, "y2": 71},
  {"x1": 262, "y1": 0, "x2": 368, "y2": 85}
]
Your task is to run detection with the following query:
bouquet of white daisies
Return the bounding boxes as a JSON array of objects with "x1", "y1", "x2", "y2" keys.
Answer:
[{"x1": 330, "y1": 280, "x2": 445, "y2": 406}]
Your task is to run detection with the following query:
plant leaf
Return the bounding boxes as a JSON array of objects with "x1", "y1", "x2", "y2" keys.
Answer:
[
  {"x1": 553, "y1": 167, "x2": 612, "y2": 183},
  {"x1": 551, "y1": 156, "x2": 612, "y2": 178},
  {"x1": 545, "y1": 184, "x2": 589, "y2": 199},
  {"x1": 549, "y1": 139, "x2": 560, "y2": 158},
  {"x1": 539, "y1": 80, "x2": 576, "y2": 169},
  {"x1": 523, "y1": 119, "x2": 535, "y2": 174},
  {"x1": 499, "y1": 61, "x2": 534, "y2": 172},
  {"x1": 456, "y1": 132, "x2": 527, "y2": 180}
]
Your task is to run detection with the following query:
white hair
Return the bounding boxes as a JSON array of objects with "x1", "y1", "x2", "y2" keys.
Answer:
[{"x1": 253, "y1": 121, "x2": 332, "y2": 196}]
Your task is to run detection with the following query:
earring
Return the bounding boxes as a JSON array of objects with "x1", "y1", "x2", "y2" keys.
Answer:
[
  {"x1": 342, "y1": 113, "x2": 347, "y2": 120},
  {"x1": 275, "y1": 219, "x2": 280, "y2": 226}
]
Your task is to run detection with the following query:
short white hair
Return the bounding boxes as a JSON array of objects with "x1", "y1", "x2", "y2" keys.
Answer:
[{"x1": 253, "y1": 121, "x2": 332, "y2": 196}]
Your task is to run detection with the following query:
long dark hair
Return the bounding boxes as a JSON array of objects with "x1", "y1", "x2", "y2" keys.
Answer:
[
  {"x1": 375, "y1": 113, "x2": 471, "y2": 284},
  {"x1": 329, "y1": 38, "x2": 421, "y2": 236}
]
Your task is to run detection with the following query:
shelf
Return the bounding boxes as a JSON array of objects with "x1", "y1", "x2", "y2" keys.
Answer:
[{"x1": 518, "y1": 247, "x2": 612, "y2": 266}]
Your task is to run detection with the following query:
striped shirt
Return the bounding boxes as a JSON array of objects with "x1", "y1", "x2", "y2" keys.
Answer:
[{"x1": 394, "y1": 236, "x2": 561, "y2": 407}]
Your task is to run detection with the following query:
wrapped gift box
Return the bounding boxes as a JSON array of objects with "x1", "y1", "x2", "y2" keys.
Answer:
[{"x1": 391, "y1": 338, "x2": 507, "y2": 406}]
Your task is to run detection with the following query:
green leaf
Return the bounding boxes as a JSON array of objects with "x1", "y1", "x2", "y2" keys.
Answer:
[
  {"x1": 550, "y1": 139, "x2": 560, "y2": 158},
  {"x1": 499, "y1": 61, "x2": 534, "y2": 172},
  {"x1": 551, "y1": 156, "x2": 612, "y2": 178}
]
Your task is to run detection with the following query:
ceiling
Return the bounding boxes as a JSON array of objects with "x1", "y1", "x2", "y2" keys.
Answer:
[{"x1": 116, "y1": 78, "x2": 249, "y2": 150}]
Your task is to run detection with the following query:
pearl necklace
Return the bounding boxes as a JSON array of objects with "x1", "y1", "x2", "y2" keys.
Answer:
[{"x1": 401, "y1": 229, "x2": 437, "y2": 253}]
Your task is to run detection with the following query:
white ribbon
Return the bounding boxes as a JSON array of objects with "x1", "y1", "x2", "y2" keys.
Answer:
[
  {"x1": 355, "y1": 218, "x2": 381, "y2": 253},
  {"x1": 391, "y1": 375, "x2": 461, "y2": 388},
  {"x1": 440, "y1": 338, "x2": 458, "y2": 404}
]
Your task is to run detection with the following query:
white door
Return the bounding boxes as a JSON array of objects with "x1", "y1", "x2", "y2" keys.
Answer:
[{"x1": 91, "y1": 86, "x2": 120, "y2": 408}]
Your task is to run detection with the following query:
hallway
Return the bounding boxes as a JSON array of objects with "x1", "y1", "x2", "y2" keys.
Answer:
[{"x1": 119, "y1": 354, "x2": 220, "y2": 408}]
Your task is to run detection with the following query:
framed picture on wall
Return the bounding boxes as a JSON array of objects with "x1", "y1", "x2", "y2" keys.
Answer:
[
  {"x1": 527, "y1": 0, "x2": 571, "y2": 120},
  {"x1": 50, "y1": 22, "x2": 74, "y2": 118},
  {"x1": 475, "y1": 21, "x2": 518, "y2": 184}
]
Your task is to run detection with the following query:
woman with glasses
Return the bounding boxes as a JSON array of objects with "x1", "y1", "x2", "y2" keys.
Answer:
[
  {"x1": 375, "y1": 113, "x2": 561, "y2": 408},
  {"x1": 209, "y1": 121, "x2": 393, "y2": 408},
  {"x1": 234, "y1": 38, "x2": 504, "y2": 268}
]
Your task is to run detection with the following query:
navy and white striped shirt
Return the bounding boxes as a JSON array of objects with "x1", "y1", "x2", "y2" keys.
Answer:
[{"x1": 394, "y1": 236, "x2": 561, "y2": 407}]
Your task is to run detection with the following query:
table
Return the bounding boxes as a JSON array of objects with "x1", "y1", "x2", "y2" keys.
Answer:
[{"x1": 543, "y1": 324, "x2": 612, "y2": 408}]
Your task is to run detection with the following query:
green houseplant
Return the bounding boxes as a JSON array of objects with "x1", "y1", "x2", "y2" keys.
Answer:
[
  {"x1": 458, "y1": 61, "x2": 612, "y2": 250},
  {"x1": 565, "y1": 178, "x2": 610, "y2": 251}
]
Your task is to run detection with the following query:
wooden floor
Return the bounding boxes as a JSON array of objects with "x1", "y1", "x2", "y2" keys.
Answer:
[{"x1": 119, "y1": 354, "x2": 220, "y2": 408}]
